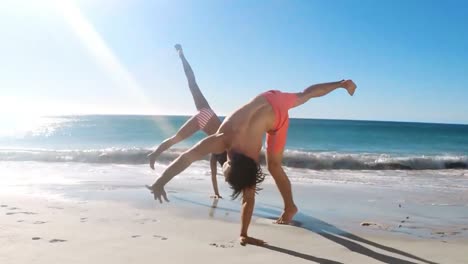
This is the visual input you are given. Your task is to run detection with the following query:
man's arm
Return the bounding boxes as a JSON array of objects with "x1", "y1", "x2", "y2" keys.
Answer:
[
  {"x1": 239, "y1": 188, "x2": 265, "y2": 246},
  {"x1": 210, "y1": 155, "x2": 222, "y2": 198},
  {"x1": 150, "y1": 133, "x2": 226, "y2": 202}
]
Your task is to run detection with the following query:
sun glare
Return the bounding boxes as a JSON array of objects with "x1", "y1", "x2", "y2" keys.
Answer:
[{"x1": 48, "y1": 0, "x2": 174, "y2": 134}]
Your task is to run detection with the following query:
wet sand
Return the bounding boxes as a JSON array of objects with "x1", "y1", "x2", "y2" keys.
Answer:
[{"x1": 1, "y1": 178, "x2": 467, "y2": 264}]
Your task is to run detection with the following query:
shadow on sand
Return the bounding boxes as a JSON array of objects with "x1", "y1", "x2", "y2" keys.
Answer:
[
  {"x1": 171, "y1": 196, "x2": 439, "y2": 264},
  {"x1": 257, "y1": 207, "x2": 438, "y2": 264}
]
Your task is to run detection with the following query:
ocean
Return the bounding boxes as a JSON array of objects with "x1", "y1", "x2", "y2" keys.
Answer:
[
  {"x1": 0, "y1": 115, "x2": 467, "y2": 170},
  {"x1": 1, "y1": 115, "x2": 467, "y2": 210}
]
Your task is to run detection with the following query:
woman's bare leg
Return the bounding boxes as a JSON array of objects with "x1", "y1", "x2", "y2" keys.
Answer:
[
  {"x1": 148, "y1": 116, "x2": 199, "y2": 170},
  {"x1": 175, "y1": 44, "x2": 211, "y2": 111}
]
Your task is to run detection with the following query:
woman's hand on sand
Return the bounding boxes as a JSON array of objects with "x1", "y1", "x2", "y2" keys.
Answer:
[
  {"x1": 239, "y1": 235, "x2": 266, "y2": 246},
  {"x1": 210, "y1": 194, "x2": 222, "y2": 199},
  {"x1": 146, "y1": 181, "x2": 169, "y2": 203}
]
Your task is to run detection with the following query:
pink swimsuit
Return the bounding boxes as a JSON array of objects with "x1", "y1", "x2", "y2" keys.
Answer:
[{"x1": 261, "y1": 90, "x2": 298, "y2": 154}]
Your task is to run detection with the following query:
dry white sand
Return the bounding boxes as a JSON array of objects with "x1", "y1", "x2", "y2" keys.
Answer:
[{"x1": 1, "y1": 193, "x2": 467, "y2": 264}]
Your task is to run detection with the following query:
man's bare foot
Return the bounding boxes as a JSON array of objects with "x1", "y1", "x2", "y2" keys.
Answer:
[
  {"x1": 239, "y1": 235, "x2": 266, "y2": 246},
  {"x1": 342, "y1": 79, "x2": 356, "y2": 96},
  {"x1": 148, "y1": 151, "x2": 158, "y2": 170},
  {"x1": 275, "y1": 205, "x2": 298, "y2": 224}
]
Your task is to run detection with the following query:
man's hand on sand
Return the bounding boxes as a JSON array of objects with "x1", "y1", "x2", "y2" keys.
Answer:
[
  {"x1": 146, "y1": 181, "x2": 169, "y2": 203},
  {"x1": 239, "y1": 235, "x2": 266, "y2": 246}
]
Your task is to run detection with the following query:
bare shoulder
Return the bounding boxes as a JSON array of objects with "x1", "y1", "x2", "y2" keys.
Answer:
[
  {"x1": 248, "y1": 93, "x2": 269, "y2": 108},
  {"x1": 224, "y1": 95, "x2": 269, "y2": 123}
]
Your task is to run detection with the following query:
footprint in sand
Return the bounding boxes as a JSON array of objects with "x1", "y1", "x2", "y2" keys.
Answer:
[
  {"x1": 0, "y1": 205, "x2": 7, "y2": 208},
  {"x1": 131, "y1": 235, "x2": 141, "y2": 238},
  {"x1": 431, "y1": 231, "x2": 460, "y2": 237},
  {"x1": 47, "y1": 206, "x2": 64, "y2": 210},
  {"x1": 153, "y1": 235, "x2": 168, "y2": 240},
  {"x1": 8, "y1": 207, "x2": 19, "y2": 210},
  {"x1": 17, "y1": 220, "x2": 25, "y2": 223},
  {"x1": 32, "y1": 237, "x2": 41, "y2": 240},
  {"x1": 138, "y1": 218, "x2": 159, "y2": 224},
  {"x1": 209, "y1": 241, "x2": 234, "y2": 248},
  {"x1": 6, "y1": 212, "x2": 37, "y2": 216},
  {"x1": 33, "y1": 221, "x2": 47, "y2": 224},
  {"x1": 49, "y1": 239, "x2": 67, "y2": 243},
  {"x1": 80, "y1": 217, "x2": 88, "y2": 223},
  {"x1": 360, "y1": 221, "x2": 388, "y2": 230}
]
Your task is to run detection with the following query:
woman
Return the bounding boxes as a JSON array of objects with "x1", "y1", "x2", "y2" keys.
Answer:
[{"x1": 148, "y1": 44, "x2": 226, "y2": 198}]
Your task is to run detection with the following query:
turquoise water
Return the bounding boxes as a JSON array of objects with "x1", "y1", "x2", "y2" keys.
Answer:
[{"x1": 0, "y1": 115, "x2": 467, "y2": 170}]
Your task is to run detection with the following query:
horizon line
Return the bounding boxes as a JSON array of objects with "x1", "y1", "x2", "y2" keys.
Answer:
[{"x1": 43, "y1": 114, "x2": 468, "y2": 126}]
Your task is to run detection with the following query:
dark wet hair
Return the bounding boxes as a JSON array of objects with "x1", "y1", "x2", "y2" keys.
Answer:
[
  {"x1": 225, "y1": 152, "x2": 265, "y2": 199},
  {"x1": 214, "y1": 151, "x2": 227, "y2": 166}
]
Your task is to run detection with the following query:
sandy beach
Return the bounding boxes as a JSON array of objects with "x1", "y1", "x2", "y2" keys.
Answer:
[
  {"x1": 2, "y1": 0, "x2": 468, "y2": 262},
  {"x1": 1, "y1": 162, "x2": 467, "y2": 264}
]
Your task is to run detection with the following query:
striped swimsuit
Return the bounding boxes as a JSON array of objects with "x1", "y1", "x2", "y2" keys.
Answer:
[{"x1": 196, "y1": 108, "x2": 216, "y2": 129}]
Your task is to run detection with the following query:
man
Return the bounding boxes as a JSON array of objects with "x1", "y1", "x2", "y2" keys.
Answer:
[
  {"x1": 148, "y1": 79, "x2": 356, "y2": 245},
  {"x1": 148, "y1": 44, "x2": 226, "y2": 198}
]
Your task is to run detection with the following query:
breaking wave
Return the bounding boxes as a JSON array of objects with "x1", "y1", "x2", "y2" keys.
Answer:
[{"x1": 1, "y1": 148, "x2": 466, "y2": 170}]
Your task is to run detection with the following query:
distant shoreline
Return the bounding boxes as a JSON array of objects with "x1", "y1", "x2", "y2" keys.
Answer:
[{"x1": 39, "y1": 114, "x2": 468, "y2": 126}]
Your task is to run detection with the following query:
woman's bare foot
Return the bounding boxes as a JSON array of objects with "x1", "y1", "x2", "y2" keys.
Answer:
[
  {"x1": 174, "y1": 44, "x2": 183, "y2": 55},
  {"x1": 275, "y1": 205, "x2": 298, "y2": 224},
  {"x1": 341, "y1": 79, "x2": 356, "y2": 96}
]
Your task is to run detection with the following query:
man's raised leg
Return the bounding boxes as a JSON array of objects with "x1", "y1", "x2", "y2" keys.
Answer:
[{"x1": 295, "y1": 80, "x2": 356, "y2": 107}]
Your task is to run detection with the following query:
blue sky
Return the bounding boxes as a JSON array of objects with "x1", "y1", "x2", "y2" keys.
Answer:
[{"x1": 0, "y1": 0, "x2": 467, "y2": 124}]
